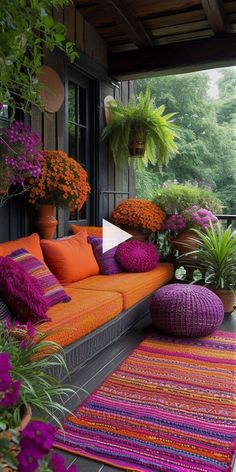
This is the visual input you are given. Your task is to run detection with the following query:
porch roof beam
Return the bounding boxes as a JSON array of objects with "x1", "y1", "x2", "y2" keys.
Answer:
[
  {"x1": 201, "y1": 0, "x2": 229, "y2": 33},
  {"x1": 97, "y1": 0, "x2": 154, "y2": 48},
  {"x1": 109, "y1": 33, "x2": 236, "y2": 80}
]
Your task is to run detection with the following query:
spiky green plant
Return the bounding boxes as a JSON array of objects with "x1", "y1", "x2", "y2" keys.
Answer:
[
  {"x1": 101, "y1": 88, "x2": 178, "y2": 168},
  {"x1": 0, "y1": 322, "x2": 81, "y2": 428},
  {"x1": 187, "y1": 223, "x2": 236, "y2": 292}
]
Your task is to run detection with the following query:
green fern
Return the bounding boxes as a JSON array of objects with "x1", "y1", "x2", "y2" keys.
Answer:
[{"x1": 101, "y1": 88, "x2": 178, "y2": 168}]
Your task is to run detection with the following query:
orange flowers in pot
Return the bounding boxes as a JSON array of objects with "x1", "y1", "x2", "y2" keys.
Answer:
[
  {"x1": 29, "y1": 151, "x2": 90, "y2": 210},
  {"x1": 112, "y1": 198, "x2": 165, "y2": 235}
]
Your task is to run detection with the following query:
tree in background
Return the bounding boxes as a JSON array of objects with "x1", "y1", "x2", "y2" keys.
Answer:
[{"x1": 135, "y1": 68, "x2": 236, "y2": 213}]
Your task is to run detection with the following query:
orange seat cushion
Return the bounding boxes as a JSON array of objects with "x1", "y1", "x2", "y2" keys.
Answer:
[
  {"x1": 66, "y1": 263, "x2": 174, "y2": 310},
  {"x1": 71, "y1": 224, "x2": 103, "y2": 238},
  {"x1": 40, "y1": 231, "x2": 100, "y2": 284},
  {"x1": 0, "y1": 233, "x2": 44, "y2": 262},
  {"x1": 39, "y1": 288, "x2": 123, "y2": 348}
]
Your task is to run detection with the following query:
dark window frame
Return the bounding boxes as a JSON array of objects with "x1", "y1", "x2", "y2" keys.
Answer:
[{"x1": 64, "y1": 65, "x2": 99, "y2": 231}]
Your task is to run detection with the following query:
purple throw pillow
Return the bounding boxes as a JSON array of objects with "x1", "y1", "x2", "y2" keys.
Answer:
[
  {"x1": 116, "y1": 240, "x2": 159, "y2": 273},
  {"x1": 0, "y1": 256, "x2": 49, "y2": 324},
  {"x1": 88, "y1": 237, "x2": 123, "y2": 275},
  {"x1": 9, "y1": 249, "x2": 71, "y2": 307}
]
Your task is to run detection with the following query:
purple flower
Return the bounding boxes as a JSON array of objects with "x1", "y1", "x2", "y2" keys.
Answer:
[
  {"x1": 0, "y1": 352, "x2": 12, "y2": 372},
  {"x1": 1, "y1": 121, "x2": 43, "y2": 188},
  {"x1": 0, "y1": 373, "x2": 12, "y2": 392},
  {"x1": 161, "y1": 214, "x2": 187, "y2": 234},
  {"x1": 17, "y1": 450, "x2": 41, "y2": 472},
  {"x1": 26, "y1": 321, "x2": 35, "y2": 339},
  {"x1": 20, "y1": 420, "x2": 56, "y2": 456},
  {"x1": 51, "y1": 452, "x2": 77, "y2": 472},
  {"x1": 0, "y1": 379, "x2": 21, "y2": 407}
]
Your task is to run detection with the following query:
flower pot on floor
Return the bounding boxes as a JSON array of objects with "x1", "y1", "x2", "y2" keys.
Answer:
[
  {"x1": 210, "y1": 288, "x2": 235, "y2": 314},
  {"x1": 0, "y1": 405, "x2": 32, "y2": 471},
  {"x1": 123, "y1": 226, "x2": 148, "y2": 242},
  {"x1": 171, "y1": 230, "x2": 198, "y2": 258},
  {"x1": 35, "y1": 204, "x2": 58, "y2": 240}
]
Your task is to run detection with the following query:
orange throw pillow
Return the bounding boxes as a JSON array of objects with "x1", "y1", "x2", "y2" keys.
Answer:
[
  {"x1": 41, "y1": 230, "x2": 100, "y2": 284},
  {"x1": 71, "y1": 224, "x2": 103, "y2": 238},
  {"x1": 0, "y1": 233, "x2": 44, "y2": 263}
]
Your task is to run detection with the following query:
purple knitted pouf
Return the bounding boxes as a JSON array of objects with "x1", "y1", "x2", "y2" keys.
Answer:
[{"x1": 150, "y1": 283, "x2": 224, "y2": 338}]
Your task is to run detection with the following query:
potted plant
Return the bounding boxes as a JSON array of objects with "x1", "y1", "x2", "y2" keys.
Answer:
[
  {"x1": 101, "y1": 89, "x2": 178, "y2": 168},
  {"x1": 112, "y1": 198, "x2": 165, "y2": 241},
  {"x1": 0, "y1": 121, "x2": 43, "y2": 206},
  {"x1": 153, "y1": 181, "x2": 222, "y2": 214},
  {"x1": 0, "y1": 320, "x2": 78, "y2": 470},
  {"x1": 187, "y1": 223, "x2": 236, "y2": 313},
  {"x1": 29, "y1": 150, "x2": 90, "y2": 239}
]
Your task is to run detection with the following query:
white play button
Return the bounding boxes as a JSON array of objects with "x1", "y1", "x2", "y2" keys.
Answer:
[{"x1": 102, "y1": 219, "x2": 132, "y2": 253}]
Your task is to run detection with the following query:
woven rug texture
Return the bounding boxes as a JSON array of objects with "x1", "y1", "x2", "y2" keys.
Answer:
[{"x1": 54, "y1": 331, "x2": 236, "y2": 472}]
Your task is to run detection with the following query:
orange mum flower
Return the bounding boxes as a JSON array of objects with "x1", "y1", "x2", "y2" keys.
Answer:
[
  {"x1": 112, "y1": 198, "x2": 165, "y2": 232},
  {"x1": 29, "y1": 151, "x2": 90, "y2": 210}
]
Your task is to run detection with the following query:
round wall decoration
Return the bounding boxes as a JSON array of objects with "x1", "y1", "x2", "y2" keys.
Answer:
[{"x1": 38, "y1": 66, "x2": 65, "y2": 113}]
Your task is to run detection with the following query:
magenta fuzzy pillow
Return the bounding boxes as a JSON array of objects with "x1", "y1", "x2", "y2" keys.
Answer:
[
  {"x1": 9, "y1": 248, "x2": 71, "y2": 307},
  {"x1": 0, "y1": 256, "x2": 50, "y2": 324},
  {"x1": 116, "y1": 240, "x2": 159, "y2": 273}
]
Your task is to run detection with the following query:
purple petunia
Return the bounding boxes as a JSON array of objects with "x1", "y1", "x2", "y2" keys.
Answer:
[
  {"x1": 51, "y1": 452, "x2": 77, "y2": 472},
  {"x1": 20, "y1": 420, "x2": 55, "y2": 455},
  {"x1": 0, "y1": 352, "x2": 21, "y2": 407},
  {"x1": 0, "y1": 352, "x2": 13, "y2": 372}
]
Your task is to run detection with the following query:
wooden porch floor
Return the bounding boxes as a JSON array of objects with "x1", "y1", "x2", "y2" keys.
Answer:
[{"x1": 57, "y1": 312, "x2": 236, "y2": 472}]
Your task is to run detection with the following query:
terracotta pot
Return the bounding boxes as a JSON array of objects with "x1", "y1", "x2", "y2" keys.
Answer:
[
  {"x1": 210, "y1": 288, "x2": 235, "y2": 314},
  {"x1": 0, "y1": 405, "x2": 32, "y2": 471},
  {"x1": 35, "y1": 204, "x2": 58, "y2": 240},
  {"x1": 123, "y1": 226, "x2": 148, "y2": 242},
  {"x1": 171, "y1": 230, "x2": 198, "y2": 257}
]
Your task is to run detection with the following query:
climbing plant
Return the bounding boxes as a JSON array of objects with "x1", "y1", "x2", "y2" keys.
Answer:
[{"x1": 0, "y1": 0, "x2": 79, "y2": 116}]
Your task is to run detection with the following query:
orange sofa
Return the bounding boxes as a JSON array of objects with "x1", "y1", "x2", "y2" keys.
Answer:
[{"x1": 0, "y1": 233, "x2": 174, "y2": 380}]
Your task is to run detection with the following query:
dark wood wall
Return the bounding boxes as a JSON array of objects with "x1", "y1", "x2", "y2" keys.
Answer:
[{"x1": 0, "y1": 4, "x2": 135, "y2": 243}]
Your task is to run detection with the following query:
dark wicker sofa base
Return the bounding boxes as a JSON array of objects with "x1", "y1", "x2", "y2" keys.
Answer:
[{"x1": 49, "y1": 294, "x2": 152, "y2": 382}]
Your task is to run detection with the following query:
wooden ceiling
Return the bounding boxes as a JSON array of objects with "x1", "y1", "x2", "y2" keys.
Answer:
[{"x1": 75, "y1": 0, "x2": 236, "y2": 79}]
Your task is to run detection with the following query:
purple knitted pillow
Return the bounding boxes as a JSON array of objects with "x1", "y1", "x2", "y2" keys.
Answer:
[
  {"x1": 116, "y1": 240, "x2": 159, "y2": 273},
  {"x1": 9, "y1": 248, "x2": 71, "y2": 307},
  {"x1": 88, "y1": 237, "x2": 123, "y2": 275},
  {"x1": 0, "y1": 256, "x2": 49, "y2": 324}
]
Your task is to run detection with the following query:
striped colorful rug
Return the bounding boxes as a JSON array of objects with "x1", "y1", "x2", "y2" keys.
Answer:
[{"x1": 54, "y1": 331, "x2": 236, "y2": 472}]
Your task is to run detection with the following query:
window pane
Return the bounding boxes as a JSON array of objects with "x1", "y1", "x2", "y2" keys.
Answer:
[
  {"x1": 68, "y1": 82, "x2": 77, "y2": 123},
  {"x1": 69, "y1": 123, "x2": 77, "y2": 159},
  {"x1": 78, "y1": 127, "x2": 86, "y2": 166},
  {"x1": 79, "y1": 87, "x2": 86, "y2": 126}
]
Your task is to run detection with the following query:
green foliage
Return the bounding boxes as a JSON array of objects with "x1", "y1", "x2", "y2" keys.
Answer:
[
  {"x1": 189, "y1": 223, "x2": 236, "y2": 291},
  {"x1": 135, "y1": 69, "x2": 236, "y2": 213},
  {"x1": 0, "y1": 323, "x2": 78, "y2": 428},
  {"x1": 101, "y1": 88, "x2": 178, "y2": 169},
  {"x1": 153, "y1": 183, "x2": 222, "y2": 214},
  {"x1": 0, "y1": 0, "x2": 79, "y2": 115}
]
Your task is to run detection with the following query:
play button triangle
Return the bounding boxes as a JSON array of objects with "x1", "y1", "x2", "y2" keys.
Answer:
[{"x1": 102, "y1": 219, "x2": 132, "y2": 254}]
